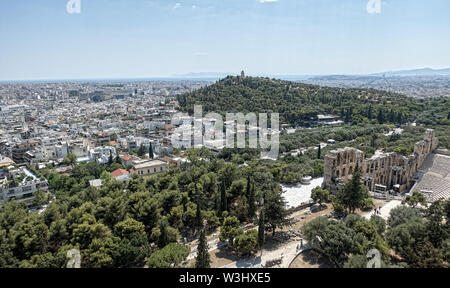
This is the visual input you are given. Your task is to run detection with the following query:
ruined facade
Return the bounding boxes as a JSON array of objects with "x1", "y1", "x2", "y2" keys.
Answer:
[{"x1": 323, "y1": 129, "x2": 438, "y2": 193}]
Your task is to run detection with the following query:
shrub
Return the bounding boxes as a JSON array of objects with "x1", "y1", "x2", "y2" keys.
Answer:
[{"x1": 235, "y1": 230, "x2": 258, "y2": 256}]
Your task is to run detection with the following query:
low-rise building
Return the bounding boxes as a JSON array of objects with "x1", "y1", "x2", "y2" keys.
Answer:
[
  {"x1": 111, "y1": 168, "x2": 130, "y2": 182},
  {"x1": 119, "y1": 154, "x2": 133, "y2": 167},
  {"x1": 11, "y1": 140, "x2": 40, "y2": 164},
  {"x1": 69, "y1": 139, "x2": 90, "y2": 158},
  {"x1": 0, "y1": 167, "x2": 48, "y2": 204},
  {"x1": 94, "y1": 134, "x2": 111, "y2": 147},
  {"x1": 132, "y1": 160, "x2": 169, "y2": 177},
  {"x1": 0, "y1": 155, "x2": 14, "y2": 167},
  {"x1": 89, "y1": 146, "x2": 116, "y2": 165}
]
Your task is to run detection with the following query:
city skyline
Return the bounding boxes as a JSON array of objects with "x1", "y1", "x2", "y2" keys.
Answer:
[{"x1": 1, "y1": 0, "x2": 450, "y2": 80}]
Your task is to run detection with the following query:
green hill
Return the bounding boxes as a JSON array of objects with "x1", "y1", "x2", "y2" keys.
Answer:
[{"x1": 177, "y1": 75, "x2": 420, "y2": 126}]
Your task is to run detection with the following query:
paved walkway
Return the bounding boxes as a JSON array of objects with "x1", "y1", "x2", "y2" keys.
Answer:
[
  {"x1": 187, "y1": 238, "x2": 228, "y2": 261},
  {"x1": 363, "y1": 200, "x2": 402, "y2": 220},
  {"x1": 220, "y1": 241, "x2": 303, "y2": 268}
]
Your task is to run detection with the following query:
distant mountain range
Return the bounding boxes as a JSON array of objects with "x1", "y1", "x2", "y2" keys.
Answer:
[
  {"x1": 371, "y1": 68, "x2": 450, "y2": 77},
  {"x1": 171, "y1": 72, "x2": 233, "y2": 79},
  {"x1": 300, "y1": 68, "x2": 450, "y2": 98},
  {"x1": 284, "y1": 67, "x2": 450, "y2": 79},
  {"x1": 171, "y1": 72, "x2": 313, "y2": 80}
]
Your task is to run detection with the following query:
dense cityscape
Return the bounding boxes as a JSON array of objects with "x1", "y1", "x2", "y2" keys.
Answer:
[
  {"x1": 1, "y1": 72, "x2": 449, "y2": 269},
  {"x1": 0, "y1": 1, "x2": 449, "y2": 283}
]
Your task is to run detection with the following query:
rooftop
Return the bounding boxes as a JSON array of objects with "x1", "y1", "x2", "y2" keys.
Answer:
[
  {"x1": 134, "y1": 160, "x2": 167, "y2": 169},
  {"x1": 0, "y1": 156, "x2": 14, "y2": 167},
  {"x1": 111, "y1": 169, "x2": 129, "y2": 178},
  {"x1": 120, "y1": 155, "x2": 131, "y2": 161}
]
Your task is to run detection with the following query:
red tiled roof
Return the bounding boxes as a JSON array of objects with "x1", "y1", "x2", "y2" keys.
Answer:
[
  {"x1": 111, "y1": 169, "x2": 129, "y2": 178},
  {"x1": 120, "y1": 155, "x2": 131, "y2": 161}
]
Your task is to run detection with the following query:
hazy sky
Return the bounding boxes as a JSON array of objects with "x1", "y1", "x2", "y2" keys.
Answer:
[{"x1": 1, "y1": 0, "x2": 450, "y2": 80}]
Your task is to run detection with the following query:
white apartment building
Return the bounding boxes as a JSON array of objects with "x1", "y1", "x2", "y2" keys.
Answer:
[
  {"x1": 171, "y1": 123, "x2": 193, "y2": 150},
  {"x1": 89, "y1": 146, "x2": 116, "y2": 164},
  {"x1": 144, "y1": 120, "x2": 165, "y2": 131},
  {"x1": 69, "y1": 139, "x2": 90, "y2": 158},
  {"x1": 0, "y1": 167, "x2": 48, "y2": 205}
]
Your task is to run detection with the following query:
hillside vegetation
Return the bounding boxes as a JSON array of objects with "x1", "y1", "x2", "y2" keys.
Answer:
[{"x1": 177, "y1": 76, "x2": 440, "y2": 126}]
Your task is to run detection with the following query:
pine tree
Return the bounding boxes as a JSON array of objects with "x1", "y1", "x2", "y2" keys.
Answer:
[
  {"x1": 336, "y1": 166, "x2": 368, "y2": 214},
  {"x1": 195, "y1": 184, "x2": 202, "y2": 227},
  {"x1": 371, "y1": 134, "x2": 377, "y2": 148},
  {"x1": 397, "y1": 112, "x2": 403, "y2": 124},
  {"x1": 377, "y1": 109, "x2": 384, "y2": 124},
  {"x1": 220, "y1": 182, "x2": 227, "y2": 212},
  {"x1": 246, "y1": 175, "x2": 251, "y2": 198},
  {"x1": 195, "y1": 229, "x2": 211, "y2": 268},
  {"x1": 258, "y1": 209, "x2": 265, "y2": 249},
  {"x1": 264, "y1": 189, "x2": 290, "y2": 236},
  {"x1": 149, "y1": 143, "x2": 154, "y2": 159},
  {"x1": 317, "y1": 144, "x2": 321, "y2": 159},
  {"x1": 389, "y1": 109, "x2": 395, "y2": 123},
  {"x1": 425, "y1": 201, "x2": 447, "y2": 248},
  {"x1": 447, "y1": 112, "x2": 450, "y2": 120},
  {"x1": 368, "y1": 105, "x2": 373, "y2": 120},
  {"x1": 158, "y1": 219, "x2": 169, "y2": 248},
  {"x1": 215, "y1": 189, "x2": 221, "y2": 215},
  {"x1": 248, "y1": 177, "x2": 256, "y2": 219},
  {"x1": 138, "y1": 144, "x2": 145, "y2": 157},
  {"x1": 108, "y1": 152, "x2": 113, "y2": 166},
  {"x1": 345, "y1": 109, "x2": 351, "y2": 123}
]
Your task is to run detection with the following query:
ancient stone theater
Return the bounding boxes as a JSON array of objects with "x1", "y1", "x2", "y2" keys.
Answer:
[{"x1": 323, "y1": 129, "x2": 439, "y2": 194}]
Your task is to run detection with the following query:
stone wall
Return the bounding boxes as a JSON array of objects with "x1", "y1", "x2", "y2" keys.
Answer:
[{"x1": 323, "y1": 129, "x2": 438, "y2": 193}]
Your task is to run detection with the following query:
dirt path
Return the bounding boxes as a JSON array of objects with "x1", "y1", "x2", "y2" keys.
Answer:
[
  {"x1": 289, "y1": 249, "x2": 335, "y2": 268},
  {"x1": 184, "y1": 199, "x2": 395, "y2": 268},
  {"x1": 213, "y1": 204, "x2": 334, "y2": 268}
]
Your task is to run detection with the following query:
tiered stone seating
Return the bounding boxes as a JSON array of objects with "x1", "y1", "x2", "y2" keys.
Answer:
[
  {"x1": 413, "y1": 153, "x2": 450, "y2": 201},
  {"x1": 414, "y1": 174, "x2": 450, "y2": 201},
  {"x1": 418, "y1": 154, "x2": 450, "y2": 178}
]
